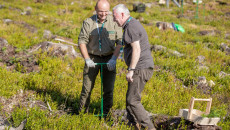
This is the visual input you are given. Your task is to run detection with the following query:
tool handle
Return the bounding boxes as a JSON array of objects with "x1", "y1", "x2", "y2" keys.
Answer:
[{"x1": 96, "y1": 63, "x2": 108, "y2": 65}]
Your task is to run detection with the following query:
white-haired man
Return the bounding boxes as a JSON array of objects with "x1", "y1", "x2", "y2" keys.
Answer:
[{"x1": 113, "y1": 4, "x2": 155, "y2": 130}]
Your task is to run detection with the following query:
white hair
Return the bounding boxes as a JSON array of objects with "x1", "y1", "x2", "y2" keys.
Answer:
[{"x1": 113, "y1": 4, "x2": 130, "y2": 16}]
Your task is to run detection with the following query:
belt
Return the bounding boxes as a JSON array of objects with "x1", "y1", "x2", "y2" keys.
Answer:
[
  {"x1": 128, "y1": 67, "x2": 153, "y2": 71},
  {"x1": 89, "y1": 53, "x2": 113, "y2": 58}
]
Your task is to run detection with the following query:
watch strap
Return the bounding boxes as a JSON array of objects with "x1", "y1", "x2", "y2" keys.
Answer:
[{"x1": 127, "y1": 67, "x2": 135, "y2": 71}]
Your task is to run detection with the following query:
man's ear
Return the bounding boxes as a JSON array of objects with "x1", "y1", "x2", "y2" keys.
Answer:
[{"x1": 121, "y1": 12, "x2": 124, "y2": 19}]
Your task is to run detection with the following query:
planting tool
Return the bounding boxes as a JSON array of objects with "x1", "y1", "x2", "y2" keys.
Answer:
[{"x1": 95, "y1": 63, "x2": 108, "y2": 118}]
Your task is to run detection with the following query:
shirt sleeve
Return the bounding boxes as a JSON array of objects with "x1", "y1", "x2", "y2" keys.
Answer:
[
  {"x1": 78, "y1": 19, "x2": 90, "y2": 45},
  {"x1": 125, "y1": 24, "x2": 140, "y2": 44}
]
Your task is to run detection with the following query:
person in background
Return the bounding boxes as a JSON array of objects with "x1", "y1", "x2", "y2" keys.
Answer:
[
  {"x1": 112, "y1": 4, "x2": 156, "y2": 130},
  {"x1": 78, "y1": 0, "x2": 122, "y2": 116}
]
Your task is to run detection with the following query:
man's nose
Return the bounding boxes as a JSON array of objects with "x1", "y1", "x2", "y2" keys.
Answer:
[{"x1": 102, "y1": 11, "x2": 107, "y2": 16}]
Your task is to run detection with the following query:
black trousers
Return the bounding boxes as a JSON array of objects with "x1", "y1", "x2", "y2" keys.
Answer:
[{"x1": 78, "y1": 54, "x2": 116, "y2": 115}]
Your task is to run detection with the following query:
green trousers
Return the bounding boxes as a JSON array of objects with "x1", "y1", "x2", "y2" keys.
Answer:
[{"x1": 78, "y1": 54, "x2": 116, "y2": 115}]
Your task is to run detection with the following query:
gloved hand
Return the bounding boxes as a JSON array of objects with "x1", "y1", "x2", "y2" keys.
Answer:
[
  {"x1": 107, "y1": 55, "x2": 117, "y2": 71},
  {"x1": 85, "y1": 58, "x2": 96, "y2": 68}
]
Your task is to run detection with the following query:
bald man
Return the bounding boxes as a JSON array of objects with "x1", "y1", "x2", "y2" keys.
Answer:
[{"x1": 78, "y1": 0, "x2": 122, "y2": 116}]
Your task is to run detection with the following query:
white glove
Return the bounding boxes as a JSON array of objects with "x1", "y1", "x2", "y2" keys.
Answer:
[
  {"x1": 107, "y1": 55, "x2": 117, "y2": 71},
  {"x1": 85, "y1": 58, "x2": 96, "y2": 68}
]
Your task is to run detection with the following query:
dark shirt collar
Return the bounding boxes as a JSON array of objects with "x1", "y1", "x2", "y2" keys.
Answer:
[{"x1": 122, "y1": 16, "x2": 132, "y2": 29}]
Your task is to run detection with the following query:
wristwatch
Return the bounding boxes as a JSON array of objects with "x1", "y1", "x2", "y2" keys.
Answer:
[{"x1": 127, "y1": 67, "x2": 135, "y2": 71}]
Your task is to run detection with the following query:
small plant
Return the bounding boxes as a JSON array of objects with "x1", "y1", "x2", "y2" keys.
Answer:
[
  {"x1": 177, "y1": 118, "x2": 188, "y2": 129},
  {"x1": 11, "y1": 107, "x2": 27, "y2": 127},
  {"x1": 202, "y1": 107, "x2": 227, "y2": 118},
  {"x1": 1, "y1": 47, "x2": 7, "y2": 54},
  {"x1": 0, "y1": 103, "x2": 2, "y2": 112},
  {"x1": 16, "y1": 63, "x2": 25, "y2": 73},
  {"x1": 8, "y1": 57, "x2": 16, "y2": 64}
]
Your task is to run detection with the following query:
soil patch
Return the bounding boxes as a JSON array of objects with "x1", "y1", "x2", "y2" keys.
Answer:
[
  {"x1": 111, "y1": 109, "x2": 222, "y2": 130},
  {"x1": 29, "y1": 41, "x2": 80, "y2": 59},
  {"x1": 0, "y1": 90, "x2": 47, "y2": 116},
  {"x1": 0, "y1": 38, "x2": 80, "y2": 73},
  {"x1": 0, "y1": 89, "x2": 66, "y2": 129},
  {"x1": 0, "y1": 38, "x2": 39, "y2": 73},
  {"x1": 0, "y1": 92, "x2": 223, "y2": 130}
]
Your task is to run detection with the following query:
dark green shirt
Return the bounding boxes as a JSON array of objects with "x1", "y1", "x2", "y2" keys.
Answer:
[{"x1": 78, "y1": 14, "x2": 122, "y2": 56}]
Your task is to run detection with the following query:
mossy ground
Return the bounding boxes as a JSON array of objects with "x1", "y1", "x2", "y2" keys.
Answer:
[{"x1": 0, "y1": 0, "x2": 229, "y2": 129}]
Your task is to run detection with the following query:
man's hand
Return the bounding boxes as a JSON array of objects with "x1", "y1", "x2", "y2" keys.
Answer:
[
  {"x1": 107, "y1": 55, "x2": 117, "y2": 71},
  {"x1": 126, "y1": 71, "x2": 134, "y2": 82},
  {"x1": 85, "y1": 58, "x2": 96, "y2": 67}
]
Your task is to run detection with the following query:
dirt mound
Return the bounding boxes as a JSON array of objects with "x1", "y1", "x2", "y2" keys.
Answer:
[
  {"x1": 0, "y1": 90, "x2": 47, "y2": 116},
  {"x1": 153, "y1": 115, "x2": 222, "y2": 130},
  {"x1": 198, "y1": 30, "x2": 221, "y2": 36},
  {"x1": 0, "y1": 38, "x2": 39, "y2": 73},
  {"x1": 0, "y1": 38, "x2": 80, "y2": 73},
  {"x1": 0, "y1": 89, "x2": 68, "y2": 116},
  {"x1": 29, "y1": 41, "x2": 79, "y2": 59},
  {"x1": 14, "y1": 21, "x2": 38, "y2": 33},
  {"x1": 0, "y1": 89, "x2": 66, "y2": 129},
  {"x1": 0, "y1": 94, "x2": 223, "y2": 130},
  {"x1": 110, "y1": 109, "x2": 222, "y2": 130}
]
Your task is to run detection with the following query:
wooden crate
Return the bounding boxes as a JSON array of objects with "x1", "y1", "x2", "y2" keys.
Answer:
[{"x1": 179, "y1": 97, "x2": 220, "y2": 125}]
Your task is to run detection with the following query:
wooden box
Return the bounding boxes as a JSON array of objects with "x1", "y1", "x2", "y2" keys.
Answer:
[{"x1": 178, "y1": 97, "x2": 220, "y2": 125}]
